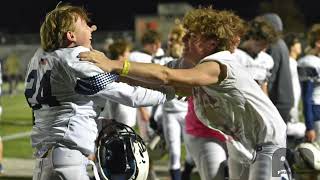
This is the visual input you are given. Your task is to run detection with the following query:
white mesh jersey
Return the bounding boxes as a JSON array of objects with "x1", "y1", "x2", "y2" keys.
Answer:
[
  {"x1": 99, "y1": 101, "x2": 137, "y2": 127},
  {"x1": 233, "y1": 49, "x2": 274, "y2": 84},
  {"x1": 129, "y1": 50, "x2": 172, "y2": 65},
  {"x1": 25, "y1": 46, "x2": 173, "y2": 157},
  {"x1": 129, "y1": 51, "x2": 153, "y2": 63},
  {"x1": 193, "y1": 51, "x2": 286, "y2": 154},
  {"x1": 298, "y1": 55, "x2": 320, "y2": 104}
]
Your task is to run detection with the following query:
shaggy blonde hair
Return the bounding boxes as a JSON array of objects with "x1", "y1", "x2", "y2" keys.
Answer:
[
  {"x1": 182, "y1": 7, "x2": 246, "y2": 52},
  {"x1": 40, "y1": 3, "x2": 90, "y2": 52},
  {"x1": 307, "y1": 24, "x2": 320, "y2": 48},
  {"x1": 169, "y1": 20, "x2": 186, "y2": 44},
  {"x1": 167, "y1": 20, "x2": 186, "y2": 58}
]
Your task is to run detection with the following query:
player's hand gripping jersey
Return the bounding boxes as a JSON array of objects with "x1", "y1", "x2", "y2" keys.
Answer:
[{"x1": 24, "y1": 46, "x2": 174, "y2": 157}]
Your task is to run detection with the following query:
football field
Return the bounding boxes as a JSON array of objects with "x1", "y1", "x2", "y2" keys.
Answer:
[
  {"x1": 0, "y1": 82, "x2": 33, "y2": 159},
  {"x1": 0, "y1": 82, "x2": 201, "y2": 179}
]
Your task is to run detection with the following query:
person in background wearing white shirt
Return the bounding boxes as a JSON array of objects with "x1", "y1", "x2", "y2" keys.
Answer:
[
  {"x1": 79, "y1": 7, "x2": 291, "y2": 180},
  {"x1": 233, "y1": 18, "x2": 278, "y2": 95},
  {"x1": 129, "y1": 30, "x2": 163, "y2": 142},
  {"x1": 129, "y1": 29, "x2": 164, "y2": 180},
  {"x1": 98, "y1": 39, "x2": 138, "y2": 128},
  {"x1": 298, "y1": 24, "x2": 320, "y2": 143},
  {"x1": 284, "y1": 33, "x2": 306, "y2": 146}
]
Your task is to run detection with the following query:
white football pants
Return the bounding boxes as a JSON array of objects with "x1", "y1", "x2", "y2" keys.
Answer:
[{"x1": 33, "y1": 147, "x2": 90, "y2": 180}]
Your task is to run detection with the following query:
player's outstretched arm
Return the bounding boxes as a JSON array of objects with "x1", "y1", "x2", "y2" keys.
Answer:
[
  {"x1": 96, "y1": 82, "x2": 175, "y2": 107},
  {"x1": 79, "y1": 49, "x2": 225, "y2": 88}
]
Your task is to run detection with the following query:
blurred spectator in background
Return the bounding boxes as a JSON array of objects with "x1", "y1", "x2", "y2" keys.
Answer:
[
  {"x1": 258, "y1": 13, "x2": 294, "y2": 123},
  {"x1": 157, "y1": 22, "x2": 194, "y2": 180},
  {"x1": 298, "y1": 24, "x2": 320, "y2": 143},
  {"x1": 0, "y1": 56, "x2": 3, "y2": 174},
  {"x1": 284, "y1": 33, "x2": 306, "y2": 146},
  {"x1": 233, "y1": 18, "x2": 278, "y2": 95},
  {"x1": 98, "y1": 39, "x2": 137, "y2": 129},
  {"x1": 129, "y1": 29, "x2": 163, "y2": 180},
  {"x1": 0, "y1": 58, "x2": 2, "y2": 114},
  {"x1": 129, "y1": 29, "x2": 163, "y2": 142},
  {"x1": 102, "y1": 37, "x2": 114, "y2": 57},
  {"x1": 0, "y1": 137, "x2": 3, "y2": 174},
  {"x1": 4, "y1": 53, "x2": 21, "y2": 95}
]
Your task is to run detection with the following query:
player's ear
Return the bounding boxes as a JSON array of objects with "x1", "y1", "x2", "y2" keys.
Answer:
[
  {"x1": 66, "y1": 31, "x2": 76, "y2": 42},
  {"x1": 206, "y1": 39, "x2": 218, "y2": 52}
]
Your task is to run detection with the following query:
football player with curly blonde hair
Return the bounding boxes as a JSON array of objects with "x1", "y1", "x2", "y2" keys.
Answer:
[{"x1": 79, "y1": 7, "x2": 291, "y2": 180}]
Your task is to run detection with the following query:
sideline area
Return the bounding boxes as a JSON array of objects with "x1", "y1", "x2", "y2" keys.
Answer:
[{"x1": 0, "y1": 157, "x2": 173, "y2": 180}]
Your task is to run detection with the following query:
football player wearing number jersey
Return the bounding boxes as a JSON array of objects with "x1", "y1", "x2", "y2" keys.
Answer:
[
  {"x1": 129, "y1": 29, "x2": 167, "y2": 180},
  {"x1": 233, "y1": 18, "x2": 278, "y2": 94},
  {"x1": 129, "y1": 29, "x2": 164, "y2": 144},
  {"x1": 98, "y1": 39, "x2": 138, "y2": 128},
  {"x1": 298, "y1": 24, "x2": 320, "y2": 143},
  {"x1": 79, "y1": 7, "x2": 291, "y2": 180},
  {"x1": 24, "y1": 4, "x2": 174, "y2": 180},
  {"x1": 156, "y1": 22, "x2": 193, "y2": 180}
]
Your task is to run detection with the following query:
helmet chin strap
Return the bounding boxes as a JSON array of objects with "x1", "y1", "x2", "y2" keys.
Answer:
[{"x1": 88, "y1": 160, "x2": 101, "y2": 180}]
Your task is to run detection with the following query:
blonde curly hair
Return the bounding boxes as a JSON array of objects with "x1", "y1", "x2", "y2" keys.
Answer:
[
  {"x1": 169, "y1": 20, "x2": 186, "y2": 44},
  {"x1": 307, "y1": 24, "x2": 320, "y2": 48},
  {"x1": 167, "y1": 20, "x2": 186, "y2": 58},
  {"x1": 40, "y1": 3, "x2": 90, "y2": 52},
  {"x1": 182, "y1": 6, "x2": 246, "y2": 52}
]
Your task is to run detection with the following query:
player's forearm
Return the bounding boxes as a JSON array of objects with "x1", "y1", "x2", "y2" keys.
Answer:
[
  {"x1": 96, "y1": 82, "x2": 175, "y2": 107},
  {"x1": 78, "y1": 49, "x2": 187, "y2": 85},
  {"x1": 125, "y1": 62, "x2": 172, "y2": 85},
  {"x1": 100, "y1": 60, "x2": 169, "y2": 85}
]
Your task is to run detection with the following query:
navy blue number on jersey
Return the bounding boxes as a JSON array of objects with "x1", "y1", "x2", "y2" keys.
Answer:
[{"x1": 25, "y1": 70, "x2": 60, "y2": 110}]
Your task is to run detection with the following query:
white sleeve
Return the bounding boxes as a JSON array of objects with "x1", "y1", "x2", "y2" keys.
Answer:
[
  {"x1": 62, "y1": 46, "x2": 119, "y2": 95},
  {"x1": 65, "y1": 46, "x2": 105, "y2": 77},
  {"x1": 65, "y1": 47, "x2": 175, "y2": 104},
  {"x1": 98, "y1": 100, "x2": 115, "y2": 120},
  {"x1": 95, "y1": 82, "x2": 175, "y2": 107}
]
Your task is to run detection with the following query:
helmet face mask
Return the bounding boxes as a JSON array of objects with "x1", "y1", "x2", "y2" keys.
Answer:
[{"x1": 96, "y1": 121, "x2": 149, "y2": 180}]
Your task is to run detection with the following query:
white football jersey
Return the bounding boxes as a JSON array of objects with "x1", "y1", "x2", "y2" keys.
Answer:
[
  {"x1": 298, "y1": 55, "x2": 320, "y2": 104},
  {"x1": 25, "y1": 46, "x2": 173, "y2": 157},
  {"x1": 128, "y1": 50, "x2": 169, "y2": 114},
  {"x1": 233, "y1": 49, "x2": 274, "y2": 84},
  {"x1": 129, "y1": 51, "x2": 153, "y2": 63},
  {"x1": 193, "y1": 51, "x2": 286, "y2": 154},
  {"x1": 289, "y1": 57, "x2": 300, "y2": 104},
  {"x1": 99, "y1": 101, "x2": 137, "y2": 127}
]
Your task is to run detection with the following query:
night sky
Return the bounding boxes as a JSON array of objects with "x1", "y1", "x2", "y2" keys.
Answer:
[{"x1": 0, "y1": 0, "x2": 318, "y2": 34}]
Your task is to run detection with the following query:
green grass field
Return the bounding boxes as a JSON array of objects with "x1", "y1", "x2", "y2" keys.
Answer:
[
  {"x1": 4, "y1": 82, "x2": 316, "y2": 180},
  {"x1": 0, "y1": 82, "x2": 201, "y2": 180},
  {"x1": 0, "y1": 82, "x2": 189, "y2": 159},
  {"x1": 1, "y1": 83, "x2": 33, "y2": 159}
]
